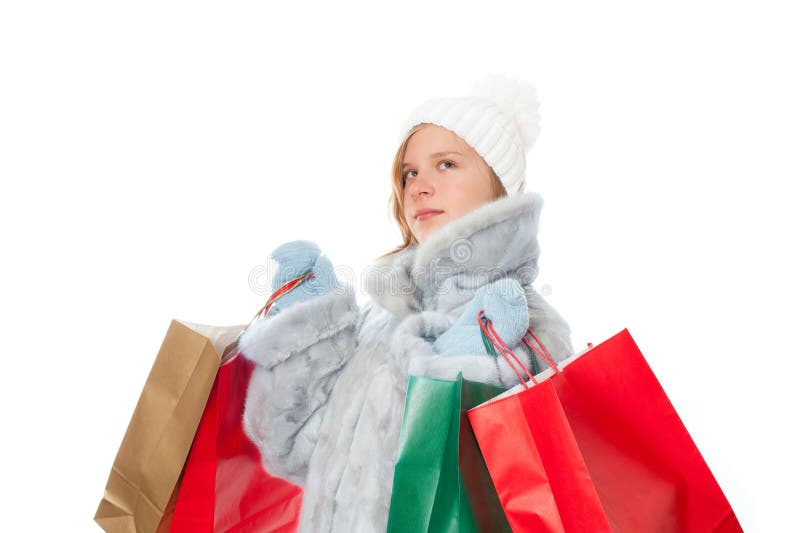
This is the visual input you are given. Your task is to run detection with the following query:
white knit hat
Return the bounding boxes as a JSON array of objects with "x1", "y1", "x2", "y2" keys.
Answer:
[{"x1": 398, "y1": 74, "x2": 542, "y2": 194}]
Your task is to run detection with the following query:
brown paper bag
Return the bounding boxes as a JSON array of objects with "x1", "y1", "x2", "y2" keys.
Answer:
[{"x1": 94, "y1": 319, "x2": 245, "y2": 533}]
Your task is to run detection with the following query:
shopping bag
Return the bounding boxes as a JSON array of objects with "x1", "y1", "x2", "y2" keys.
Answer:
[
  {"x1": 387, "y1": 372, "x2": 512, "y2": 533},
  {"x1": 468, "y1": 311, "x2": 612, "y2": 532},
  {"x1": 169, "y1": 352, "x2": 304, "y2": 532},
  {"x1": 94, "y1": 319, "x2": 245, "y2": 533},
  {"x1": 470, "y1": 312, "x2": 743, "y2": 532},
  {"x1": 169, "y1": 274, "x2": 311, "y2": 532}
]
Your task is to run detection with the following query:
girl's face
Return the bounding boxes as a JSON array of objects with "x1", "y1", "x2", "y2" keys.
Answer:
[{"x1": 402, "y1": 124, "x2": 495, "y2": 243}]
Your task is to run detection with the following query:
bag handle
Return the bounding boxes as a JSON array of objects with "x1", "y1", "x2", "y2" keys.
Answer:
[
  {"x1": 478, "y1": 309, "x2": 538, "y2": 389},
  {"x1": 251, "y1": 271, "x2": 315, "y2": 321},
  {"x1": 220, "y1": 271, "x2": 315, "y2": 362},
  {"x1": 478, "y1": 309, "x2": 569, "y2": 389},
  {"x1": 521, "y1": 330, "x2": 560, "y2": 373},
  {"x1": 480, "y1": 319, "x2": 541, "y2": 374}
]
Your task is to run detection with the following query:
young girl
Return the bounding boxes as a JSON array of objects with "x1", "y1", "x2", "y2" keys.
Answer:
[{"x1": 238, "y1": 74, "x2": 575, "y2": 532}]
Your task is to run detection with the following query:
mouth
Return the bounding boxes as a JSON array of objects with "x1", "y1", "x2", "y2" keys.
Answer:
[{"x1": 415, "y1": 209, "x2": 444, "y2": 221}]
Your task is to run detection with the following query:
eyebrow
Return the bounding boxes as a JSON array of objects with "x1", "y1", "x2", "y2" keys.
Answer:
[{"x1": 402, "y1": 151, "x2": 463, "y2": 170}]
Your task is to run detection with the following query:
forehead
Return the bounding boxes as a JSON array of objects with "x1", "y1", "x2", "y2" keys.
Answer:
[{"x1": 403, "y1": 124, "x2": 471, "y2": 161}]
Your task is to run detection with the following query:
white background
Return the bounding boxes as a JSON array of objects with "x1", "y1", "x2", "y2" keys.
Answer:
[{"x1": 2, "y1": 1, "x2": 798, "y2": 531}]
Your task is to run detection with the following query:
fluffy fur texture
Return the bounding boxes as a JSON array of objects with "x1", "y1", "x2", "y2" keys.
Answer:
[
  {"x1": 239, "y1": 288, "x2": 359, "y2": 485},
  {"x1": 238, "y1": 191, "x2": 574, "y2": 532}
]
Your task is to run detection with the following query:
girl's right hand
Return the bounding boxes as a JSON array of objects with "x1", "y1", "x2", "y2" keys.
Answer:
[{"x1": 268, "y1": 240, "x2": 337, "y2": 315}]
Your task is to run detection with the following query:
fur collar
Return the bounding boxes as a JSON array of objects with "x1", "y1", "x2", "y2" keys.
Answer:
[{"x1": 365, "y1": 191, "x2": 544, "y2": 317}]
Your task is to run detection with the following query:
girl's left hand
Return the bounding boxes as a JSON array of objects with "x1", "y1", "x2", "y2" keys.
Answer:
[
  {"x1": 433, "y1": 278, "x2": 529, "y2": 356},
  {"x1": 389, "y1": 297, "x2": 534, "y2": 388}
]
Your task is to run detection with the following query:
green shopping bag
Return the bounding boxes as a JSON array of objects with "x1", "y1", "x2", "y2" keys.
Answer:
[{"x1": 387, "y1": 372, "x2": 512, "y2": 533}]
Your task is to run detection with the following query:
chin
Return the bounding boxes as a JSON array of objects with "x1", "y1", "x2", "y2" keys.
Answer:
[
  {"x1": 416, "y1": 223, "x2": 445, "y2": 243},
  {"x1": 411, "y1": 212, "x2": 450, "y2": 243}
]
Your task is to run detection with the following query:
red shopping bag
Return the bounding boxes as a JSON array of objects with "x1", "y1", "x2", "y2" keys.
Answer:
[
  {"x1": 469, "y1": 313, "x2": 743, "y2": 532},
  {"x1": 170, "y1": 276, "x2": 311, "y2": 532},
  {"x1": 467, "y1": 312, "x2": 612, "y2": 533}
]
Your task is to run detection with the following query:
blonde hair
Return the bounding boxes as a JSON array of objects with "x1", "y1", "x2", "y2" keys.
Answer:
[{"x1": 377, "y1": 123, "x2": 507, "y2": 259}]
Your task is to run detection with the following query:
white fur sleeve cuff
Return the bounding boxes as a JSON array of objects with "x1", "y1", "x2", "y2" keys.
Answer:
[{"x1": 238, "y1": 287, "x2": 359, "y2": 369}]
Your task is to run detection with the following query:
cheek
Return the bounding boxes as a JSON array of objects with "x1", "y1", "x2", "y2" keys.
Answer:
[
  {"x1": 465, "y1": 169, "x2": 494, "y2": 201},
  {"x1": 455, "y1": 175, "x2": 493, "y2": 212}
]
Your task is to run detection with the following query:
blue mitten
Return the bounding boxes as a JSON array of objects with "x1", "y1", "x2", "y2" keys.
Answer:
[
  {"x1": 433, "y1": 278, "x2": 529, "y2": 356},
  {"x1": 267, "y1": 240, "x2": 337, "y2": 316}
]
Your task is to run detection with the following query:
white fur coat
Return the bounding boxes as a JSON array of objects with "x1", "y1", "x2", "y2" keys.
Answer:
[{"x1": 237, "y1": 191, "x2": 575, "y2": 532}]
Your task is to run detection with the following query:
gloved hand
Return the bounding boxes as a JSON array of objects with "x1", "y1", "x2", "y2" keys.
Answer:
[
  {"x1": 433, "y1": 278, "x2": 529, "y2": 356},
  {"x1": 267, "y1": 240, "x2": 337, "y2": 316}
]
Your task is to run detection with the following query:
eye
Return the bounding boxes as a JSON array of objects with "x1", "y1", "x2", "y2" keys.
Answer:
[
  {"x1": 402, "y1": 169, "x2": 417, "y2": 184},
  {"x1": 439, "y1": 160, "x2": 455, "y2": 170}
]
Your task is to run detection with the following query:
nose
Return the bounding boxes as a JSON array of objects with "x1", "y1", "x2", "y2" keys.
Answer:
[{"x1": 407, "y1": 171, "x2": 434, "y2": 198}]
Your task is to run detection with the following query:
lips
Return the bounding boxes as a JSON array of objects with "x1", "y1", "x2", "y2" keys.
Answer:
[{"x1": 415, "y1": 208, "x2": 444, "y2": 220}]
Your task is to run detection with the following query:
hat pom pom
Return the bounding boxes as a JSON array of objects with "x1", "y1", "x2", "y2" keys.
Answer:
[{"x1": 470, "y1": 74, "x2": 542, "y2": 152}]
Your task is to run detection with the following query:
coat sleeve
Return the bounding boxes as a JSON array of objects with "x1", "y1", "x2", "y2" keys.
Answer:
[
  {"x1": 238, "y1": 287, "x2": 361, "y2": 487},
  {"x1": 395, "y1": 287, "x2": 576, "y2": 388},
  {"x1": 524, "y1": 287, "x2": 576, "y2": 369}
]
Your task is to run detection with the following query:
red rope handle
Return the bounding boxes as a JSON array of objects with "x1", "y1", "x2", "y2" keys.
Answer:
[
  {"x1": 220, "y1": 271, "x2": 316, "y2": 363},
  {"x1": 486, "y1": 318, "x2": 538, "y2": 386},
  {"x1": 256, "y1": 271, "x2": 315, "y2": 319},
  {"x1": 478, "y1": 310, "x2": 537, "y2": 388},
  {"x1": 521, "y1": 328, "x2": 560, "y2": 373}
]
